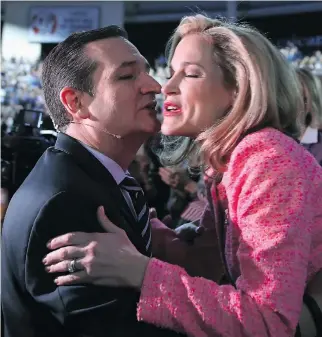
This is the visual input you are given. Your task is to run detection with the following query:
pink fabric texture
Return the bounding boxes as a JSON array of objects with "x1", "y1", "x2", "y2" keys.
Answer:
[{"x1": 137, "y1": 128, "x2": 322, "y2": 337}]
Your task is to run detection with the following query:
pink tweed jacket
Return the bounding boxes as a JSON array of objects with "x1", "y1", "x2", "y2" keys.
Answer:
[{"x1": 137, "y1": 128, "x2": 322, "y2": 337}]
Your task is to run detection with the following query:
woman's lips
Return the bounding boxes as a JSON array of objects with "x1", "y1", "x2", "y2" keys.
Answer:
[{"x1": 163, "y1": 102, "x2": 182, "y2": 116}]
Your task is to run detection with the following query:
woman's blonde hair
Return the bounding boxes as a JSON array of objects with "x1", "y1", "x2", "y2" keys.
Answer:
[
  {"x1": 159, "y1": 14, "x2": 303, "y2": 172},
  {"x1": 296, "y1": 68, "x2": 322, "y2": 129}
]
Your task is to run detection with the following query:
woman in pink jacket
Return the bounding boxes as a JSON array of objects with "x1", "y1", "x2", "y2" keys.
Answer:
[{"x1": 44, "y1": 15, "x2": 322, "y2": 337}]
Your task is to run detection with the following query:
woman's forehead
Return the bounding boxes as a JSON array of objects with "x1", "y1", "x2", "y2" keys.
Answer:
[{"x1": 171, "y1": 34, "x2": 214, "y2": 67}]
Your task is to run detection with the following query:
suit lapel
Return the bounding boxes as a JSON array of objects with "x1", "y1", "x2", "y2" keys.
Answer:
[{"x1": 54, "y1": 132, "x2": 148, "y2": 255}]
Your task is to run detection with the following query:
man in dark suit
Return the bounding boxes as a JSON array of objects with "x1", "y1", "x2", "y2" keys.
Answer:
[{"x1": 1, "y1": 26, "x2": 183, "y2": 337}]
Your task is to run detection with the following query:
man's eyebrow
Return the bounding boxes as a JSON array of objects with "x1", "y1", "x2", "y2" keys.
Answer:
[
  {"x1": 115, "y1": 60, "x2": 151, "y2": 72},
  {"x1": 145, "y1": 61, "x2": 151, "y2": 72}
]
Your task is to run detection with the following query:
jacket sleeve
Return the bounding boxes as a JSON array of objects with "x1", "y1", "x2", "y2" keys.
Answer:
[{"x1": 137, "y1": 140, "x2": 313, "y2": 337}]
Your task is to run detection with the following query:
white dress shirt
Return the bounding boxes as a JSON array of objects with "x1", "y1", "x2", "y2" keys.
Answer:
[{"x1": 82, "y1": 144, "x2": 137, "y2": 218}]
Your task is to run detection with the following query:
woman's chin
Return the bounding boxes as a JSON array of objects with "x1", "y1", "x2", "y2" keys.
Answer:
[
  {"x1": 161, "y1": 124, "x2": 197, "y2": 138},
  {"x1": 161, "y1": 124, "x2": 181, "y2": 136}
]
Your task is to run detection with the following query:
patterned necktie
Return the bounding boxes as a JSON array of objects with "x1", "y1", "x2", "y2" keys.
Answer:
[{"x1": 120, "y1": 174, "x2": 152, "y2": 256}]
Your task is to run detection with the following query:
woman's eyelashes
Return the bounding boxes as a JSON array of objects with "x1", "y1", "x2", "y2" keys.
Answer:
[
  {"x1": 119, "y1": 74, "x2": 135, "y2": 80},
  {"x1": 166, "y1": 72, "x2": 200, "y2": 80}
]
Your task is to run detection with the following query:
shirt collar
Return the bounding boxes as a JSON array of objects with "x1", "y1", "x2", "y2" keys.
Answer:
[
  {"x1": 82, "y1": 143, "x2": 126, "y2": 185},
  {"x1": 301, "y1": 126, "x2": 318, "y2": 145}
]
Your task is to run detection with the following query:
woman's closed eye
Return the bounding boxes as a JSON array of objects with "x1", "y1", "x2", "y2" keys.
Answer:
[
  {"x1": 119, "y1": 74, "x2": 136, "y2": 80},
  {"x1": 166, "y1": 73, "x2": 199, "y2": 80},
  {"x1": 185, "y1": 74, "x2": 199, "y2": 78}
]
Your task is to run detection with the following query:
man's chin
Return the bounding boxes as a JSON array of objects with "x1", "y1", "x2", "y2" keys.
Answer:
[
  {"x1": 153, "y1": 120, "x2": 162, "y2": 132},
  {"x1": 144, "y1": 119, "x2": 161, "y2": 134}
]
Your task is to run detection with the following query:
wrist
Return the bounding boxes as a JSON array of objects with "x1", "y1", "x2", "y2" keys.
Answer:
[{"x1": 130, "y1": 254, "x2": 150, "y2": 291}]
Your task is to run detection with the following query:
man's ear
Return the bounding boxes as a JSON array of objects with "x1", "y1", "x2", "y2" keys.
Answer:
[{"x1": 59, "y1": 87, "x2": 89, "y2": 120}]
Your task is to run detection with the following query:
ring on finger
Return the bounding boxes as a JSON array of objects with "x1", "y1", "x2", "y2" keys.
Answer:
[{"x1": 68, "y1": 258, "x2": 78, "y2": 273}]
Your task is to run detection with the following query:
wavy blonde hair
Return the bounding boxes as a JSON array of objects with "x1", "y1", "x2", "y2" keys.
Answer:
[
  {"x1": 160, "y1": 14, "x2": 303, "y2": 172},
  {"x1": 296, "y1": 68, "x2": 322, "y2": 129}
]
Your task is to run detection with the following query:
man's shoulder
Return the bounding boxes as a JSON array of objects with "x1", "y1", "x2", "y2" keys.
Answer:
[
  {"x1": 19, "y1": 145, "x2": 97, "y2": 199},
  {"x1": 7, "y1": 149, "x2": 77, "y2": 207},
  {"x1": 32, "y1": 146, "x2": 87, "y2": 181},
  {"x1": 3, "y1": 190, "x2": 69, "y2": 244},
  {"x1": 2, "y1": 147, "x2": 96, "y2": 241}
]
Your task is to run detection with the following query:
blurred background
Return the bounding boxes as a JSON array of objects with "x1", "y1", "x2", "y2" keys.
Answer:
[{"x1": 1, "y1": 0, "x2": 322, "y2": 224}]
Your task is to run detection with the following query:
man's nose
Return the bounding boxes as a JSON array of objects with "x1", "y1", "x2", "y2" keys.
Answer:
[{"x1": 141, "y1": 74, "x2": 162, "y2": 94}]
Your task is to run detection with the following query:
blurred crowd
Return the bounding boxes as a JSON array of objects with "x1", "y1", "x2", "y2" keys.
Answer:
[
  {"x1": 1, "y1": 57, "x2": 45, "y2": 134},
  {"x1": 1, "y1": 45, "x2": 322, "y2": 227},
  {"x1": 280, "y1": 44, "x2": 322, "y2": 70}
]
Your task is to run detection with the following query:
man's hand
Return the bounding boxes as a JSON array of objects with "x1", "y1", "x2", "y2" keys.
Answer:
[
  {"x1": 158, "y1": 167, "x2": 178, "y2": 187},
  {"x1": 174, "y1": 222, "x2": 205, "y2": 245}
]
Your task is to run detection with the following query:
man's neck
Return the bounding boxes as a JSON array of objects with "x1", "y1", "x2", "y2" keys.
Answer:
[{"x1": 65, "y1": 124, "x2": 148, "y2": 170}]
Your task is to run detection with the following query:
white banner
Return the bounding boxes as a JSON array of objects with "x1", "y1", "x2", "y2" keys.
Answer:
[{"x1": 28, "y1": 6, "x2": 100, "y2": 43}]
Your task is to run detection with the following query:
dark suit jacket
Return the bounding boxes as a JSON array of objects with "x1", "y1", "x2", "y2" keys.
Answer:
[{"x1": 1, "y1": 133, "x2": 184, "y2": 337}]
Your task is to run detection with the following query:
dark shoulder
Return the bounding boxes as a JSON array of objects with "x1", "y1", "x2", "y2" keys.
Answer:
[{"x1": 2, "y1": 147, "x2": 98, "y2": 247}]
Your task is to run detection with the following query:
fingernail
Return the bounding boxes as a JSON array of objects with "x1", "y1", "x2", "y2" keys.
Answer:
[
  {"x1": 45, "y1": 266, "x2": 50, "y2": 272},
  {"x1": 54, "y1": 278, "x2": 59, "y2": 285},
  {"x1": 43, "y1": 258, "x2": 47, "y2": 265},
  {"x1": 46, "y1": 240, "x2": 52, "y2": 248}
]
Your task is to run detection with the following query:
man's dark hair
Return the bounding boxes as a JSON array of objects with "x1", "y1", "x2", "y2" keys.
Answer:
[{"x1": 42, "y1": 26, "x2": 128, "y2": 131}]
